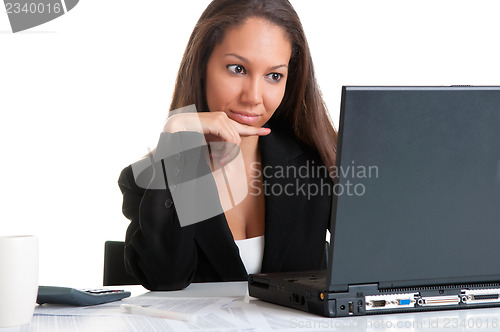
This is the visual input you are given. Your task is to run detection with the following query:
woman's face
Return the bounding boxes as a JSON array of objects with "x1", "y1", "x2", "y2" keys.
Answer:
[{"x1": 205, "y1": 17, "x2": 292, "y2": 127}]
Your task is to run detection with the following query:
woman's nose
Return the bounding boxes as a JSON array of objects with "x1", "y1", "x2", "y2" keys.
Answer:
[{"x1": 240, "y1": 76, "x2": 263, "y2": 106}]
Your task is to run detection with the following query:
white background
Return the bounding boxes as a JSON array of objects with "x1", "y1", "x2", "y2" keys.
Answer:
[{"x1": 1, "y1": 0, "x2": 499, "y2": 288}]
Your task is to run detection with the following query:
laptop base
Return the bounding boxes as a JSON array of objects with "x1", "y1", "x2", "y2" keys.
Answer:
[{"x1": 249, "y1": 271, "x2": 500, "y2": 317}]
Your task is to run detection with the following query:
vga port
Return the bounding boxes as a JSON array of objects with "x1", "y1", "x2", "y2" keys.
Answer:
[
  {"x1": 365, "y1": 293, "x2": 417, "y2": 311},
  {"x1": 398, "y1": 299, "x2": 412, "y2": 306}
]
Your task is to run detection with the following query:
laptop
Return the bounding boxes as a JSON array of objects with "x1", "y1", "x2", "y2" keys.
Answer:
[{"x1": 248, "y1": 86, "x2": 500, "y2": 317}]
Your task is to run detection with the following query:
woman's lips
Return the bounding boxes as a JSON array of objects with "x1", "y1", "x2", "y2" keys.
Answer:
[{"x1": 229, "y1": 110, "x2": 261, "y2": 125}]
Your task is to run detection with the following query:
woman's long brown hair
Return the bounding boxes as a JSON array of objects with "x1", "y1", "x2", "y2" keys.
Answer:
[{"x1": 169, "y1": 0, "x2": 338, "y2": 169}]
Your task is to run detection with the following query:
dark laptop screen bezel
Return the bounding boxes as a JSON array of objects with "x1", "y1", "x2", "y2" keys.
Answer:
[{"x1": 327, "y1": 86, "x2": 500, "y2": 292}]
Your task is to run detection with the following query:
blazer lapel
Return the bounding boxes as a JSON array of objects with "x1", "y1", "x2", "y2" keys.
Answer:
[{"x1": 259, "y1": 125, "x2": 308, "y2": 273}]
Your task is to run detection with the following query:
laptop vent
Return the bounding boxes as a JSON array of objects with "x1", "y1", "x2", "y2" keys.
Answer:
[{"x1": 379, "y1": 283, "x2": 500, "y2": 293}]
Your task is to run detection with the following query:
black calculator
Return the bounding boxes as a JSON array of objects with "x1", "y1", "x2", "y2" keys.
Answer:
[{"x1": 37, "y1": 286, "x2": 131, "y2": 306}]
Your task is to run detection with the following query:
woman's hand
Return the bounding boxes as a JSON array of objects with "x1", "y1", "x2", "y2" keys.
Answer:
[{"x1": 163, "y1": 112, "x2": 270, "y2": 165}]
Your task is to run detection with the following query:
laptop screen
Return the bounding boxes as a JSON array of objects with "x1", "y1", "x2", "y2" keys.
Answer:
[{"x1": 328, "y1": 87, "x2": 500, "y2": 292}]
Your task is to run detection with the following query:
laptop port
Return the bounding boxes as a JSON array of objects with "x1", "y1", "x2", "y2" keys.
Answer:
[
  {"x1": 248, "y1": 277, "x2": 269, "y2": 289},
  {"x1": 292, "y1": 293, "x2": 305, "y2": 306},
  {"x1": 419, "y1": 296, "x2": 460, "y2": 306},
  {"x1": 473, "y1": 294, "x2": 499, "y2": 300},
  {"x1": 398, "y1": 299, "x2": 411, "y2": 306},
  {"x1": 349, "y1": 301, "x2": 354, "y2": 315},
  {"x1": 366, "y1": 293, "x2": 417, "y2": 311},
  {"x1": 371, "y1": 300, "x2": 387, "y2": 307},
  {"x1": 461, "y1": 289, "x2": 500, "y2": 304}
]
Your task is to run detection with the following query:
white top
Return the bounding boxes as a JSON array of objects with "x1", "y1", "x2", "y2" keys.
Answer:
[{"x1": 234, "y1": 235, "x2": 265, "y2": 274}]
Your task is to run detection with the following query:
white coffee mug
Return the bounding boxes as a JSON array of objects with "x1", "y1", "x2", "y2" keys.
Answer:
[{"x1": 0, "y1": 235, "x2": 39, "y2": 328}]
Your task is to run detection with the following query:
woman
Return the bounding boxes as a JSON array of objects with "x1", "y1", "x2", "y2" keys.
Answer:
[{"x1": 119, "y1": 0, "x2": 338, "y2": 291}]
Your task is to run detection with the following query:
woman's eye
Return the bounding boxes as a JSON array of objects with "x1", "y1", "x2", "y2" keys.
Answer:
[
  {"x1": 227, "y1": 64, "x2": 246, "y2": 75},
  {"x1": 266, "y1": 73, "x2": 284, "y2": 82}
]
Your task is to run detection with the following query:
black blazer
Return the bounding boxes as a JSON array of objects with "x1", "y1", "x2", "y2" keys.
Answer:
[{"x1": 118, "y1": 124, "x2": 332, "y2": 291}]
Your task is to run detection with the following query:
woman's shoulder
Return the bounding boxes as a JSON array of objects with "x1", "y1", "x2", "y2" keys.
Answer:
[
  {"x1": 118, "y1": 164, "x2": 147, "y2": 195},
  {"x1": 118, "y1": 164, "x2": 134, "y2": 187}
]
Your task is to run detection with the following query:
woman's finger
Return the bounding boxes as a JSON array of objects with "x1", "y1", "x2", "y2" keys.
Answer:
[{"x1": 231, "y1": 121, "x2": 271, "y2": 137}]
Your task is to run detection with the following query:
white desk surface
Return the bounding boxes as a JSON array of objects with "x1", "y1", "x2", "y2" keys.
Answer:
[{"x1": 2, "y1": 282, "x2": 500, "y2": 332}]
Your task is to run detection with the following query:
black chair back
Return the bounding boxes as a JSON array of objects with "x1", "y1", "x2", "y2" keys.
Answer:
[{"x1": 103, "y1": 241, "x2": 139, "y2": 286}]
